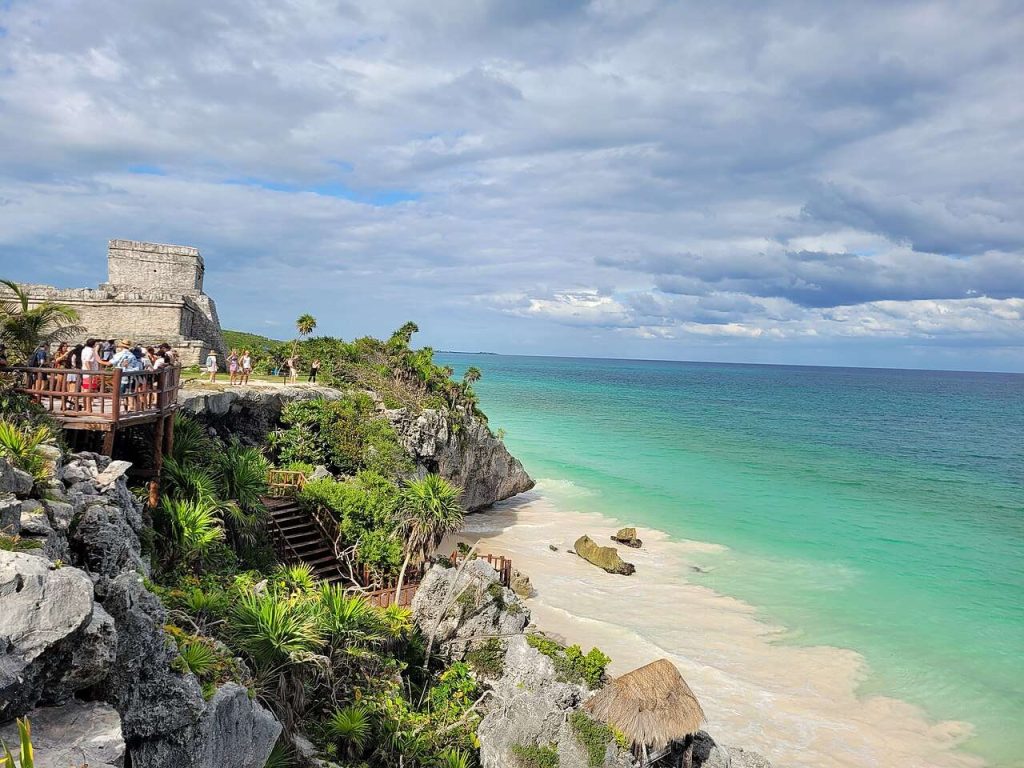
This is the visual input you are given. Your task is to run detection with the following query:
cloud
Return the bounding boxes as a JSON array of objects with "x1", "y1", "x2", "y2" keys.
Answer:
[{"x1": 0, "y1": 0, "x2": 1021, "y2": 370}]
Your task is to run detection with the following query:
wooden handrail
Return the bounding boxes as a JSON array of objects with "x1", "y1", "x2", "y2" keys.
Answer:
[{"x1": 1, "y1": 365, "x2": 182, "y2": 425}]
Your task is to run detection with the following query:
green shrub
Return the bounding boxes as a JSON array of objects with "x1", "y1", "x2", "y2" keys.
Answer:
[
  {"x1": 526, "y1": 634, "x2": 610, "y2": 689},
  {"x1": 569, "y1": 711, "x2": 619, "y2": 768},
  {"x1": 510, "y1": 743, "x2": 559, "y2": 768},
  {"x1": 466, "y1": 638, "x2": 506, "y2": 678},
  {"x1": 0, "y1": 418, "x2": 54, "y2": 482}
]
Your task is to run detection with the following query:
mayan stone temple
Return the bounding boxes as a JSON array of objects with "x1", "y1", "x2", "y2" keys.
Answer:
[{"x1": 22, "y1": 239, "x2": 228, "y2": 366}]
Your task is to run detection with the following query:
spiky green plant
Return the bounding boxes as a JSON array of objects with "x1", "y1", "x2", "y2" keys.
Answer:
[
  {"x1": 262, "y1": 739, "x2": 295, "y2": 768},
  {"x1": 170, "y1": 413, "x2": 215, "y2": 465},
  {"x1": 326, "y1": 703, "x2": 372, "y2": 760},
  {"x1": 0, "y1": 419, "x2": 54, "y2": 482},
  {"x1": 318, "y1": 584, "x2": 383, "y2": 649},
  {"x1": 0, "y1": 717, "x2": 34, "y2": 768},
  {"x1": 181, "y1": 587, "x2": 229, "y2": 627},
  {"x1": 435, "y1": 747, "x2": 476, "y2": 768},
  {"x1": 229, "y1": 590, "x2": 324, "y2": 670},
  {"x1": 393, "y1": 474, "x2": 463, "y2": 601},
  {"x1": 216, "y1": 439, "x2": 269, "y2": 512},
  {"x1": 176, "y1": 639, "x2": 219, "y2": 677},
  {"x1": 161, "y1": 456, "x2": 219, "y2": 504},
  {"x1": 273, "y1": 563, "x2": 317, "y2": 595},
  {"x1": 160, "y1": 497, "x2": 224, "y2": 564},
  {"x1": 0, "y1": 280, "x2": 83, "y2": 363}
]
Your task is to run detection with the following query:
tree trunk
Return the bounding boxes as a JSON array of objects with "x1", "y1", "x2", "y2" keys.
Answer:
[
  {"x1": 682, "y1": 735, "x2": 694, "y2": 768},
  {"x1": 394, "y1": 549, "x2": 413, "y2": 604}
]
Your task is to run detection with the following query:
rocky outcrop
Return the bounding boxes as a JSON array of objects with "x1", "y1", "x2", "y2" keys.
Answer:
[
  {"x1": 692, "y1": 731, "x2": 773, "y2": 768},
  {"x1": 0, "y1": 552, "x2": 117, "y2": 719},
  {"x1": 510, "y1": 568, "x2": 533, "y2": 598},
  {"x1": 179, "y1": 384, "x2": 344, "y2": 443},
  {"x1": 0, "y1": 699, "x2": 126, "y2": 768},
  {"x1": 386, "y1": 407, "x2": 534, "y2": 511},
  {"x1": 574, "y1": 535, "x2": 636, "y2": 576},
  {"x1": 179, "y1": 384, "x2": 535, "y2": 511},
  {"x1": 0, "y1": 452, "x2": 280, "y2": 768},
  {"x1": 411, "y1": 559, "x2": 530, "y2": 659},
  {"x1": 610, "y1": 527, "x2": 642, "y2": 549}
]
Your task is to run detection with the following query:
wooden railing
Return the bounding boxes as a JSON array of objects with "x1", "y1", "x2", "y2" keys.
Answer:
[
  {"x1": 266, "y1": 469, "x2": 307, "y2": 497},
  {"x1": 1, "y1": 365, "x2": 181, "y2": 425},
  {"x1": 451, "y1": 550, "x2": 514, "y2": 588},
  {"x1": 364, "y1": 583, "x2": 420, "y2": 609}
]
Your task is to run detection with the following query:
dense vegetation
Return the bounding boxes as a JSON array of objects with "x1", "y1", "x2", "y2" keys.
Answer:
[{"x1": 222, "y1": 322, "x2": 486, "y2": 418}]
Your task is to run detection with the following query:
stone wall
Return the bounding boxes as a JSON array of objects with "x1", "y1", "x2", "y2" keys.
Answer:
[
  {"x1": 107, "y1": 240, "x2": 205, "y2": 294},
  {"x1": 15, "y1": 240, "x2": 228, "y2": 367}
]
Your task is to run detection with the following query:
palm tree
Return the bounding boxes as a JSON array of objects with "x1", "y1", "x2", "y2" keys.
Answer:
[
  {"x1": 388, "y1": 321, "x2": 419, "y2": 350},
  {"x1": 292, "y1": 313, "x2": 317, "y2": 359},
  {"x1": 393, "y1": 474, "x2": 463, "y2": 601},
  {"x1": 462, "y1": 366, "x2": 481, "y2": 387},
  {"x1": 0, "y1": 280, "x2": 83, "y2": 363}
]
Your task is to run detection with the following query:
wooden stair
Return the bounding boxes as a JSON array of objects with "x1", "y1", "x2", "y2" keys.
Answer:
[{"x1": 264, "y1": 496, "x2": 346, "y2": 584}]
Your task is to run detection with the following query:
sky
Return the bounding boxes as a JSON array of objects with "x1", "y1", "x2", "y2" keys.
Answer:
[{"x1": 0, "y1": 0, "x2": 1022, "y2": 372}]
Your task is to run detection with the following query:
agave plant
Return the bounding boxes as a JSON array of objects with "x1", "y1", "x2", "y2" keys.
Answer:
[
  {"x1": 0, "y1": 717, "x2": 34, "y2": 768},
  {"x1": 0, "y1": 419, "x2": 54, "y2": 482},
  {"x1": 326, "y1": 703, "x2": 373, "y2": 760},
  {"x1": 159, "y1": 496, "x2": 224, "y2": 565}
]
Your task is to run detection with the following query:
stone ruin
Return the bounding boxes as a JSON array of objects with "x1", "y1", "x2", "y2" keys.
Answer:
[{"x1": 18, "y1": 240, "x2": 228, "y2": 367}]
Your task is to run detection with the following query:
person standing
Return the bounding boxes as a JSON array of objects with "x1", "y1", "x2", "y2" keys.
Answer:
[
  {"x1": 205, "y1": 349, "x2": 219, "y2": 383},
  {"x1": 308, "y1": 358, "x2": 321, "y2": 384},
  {"x1": 286, "y1": 356, "x2": 297, "y2": 385},
  {"x1": 240, "y1": 350, "x2": 252, "y2": 385},
  {"x1": 29, "y1": 343, "x2": 49, "y2": 391},
  {"x1": 228, "y1": 349, "x2": 240, "y2": 386}
]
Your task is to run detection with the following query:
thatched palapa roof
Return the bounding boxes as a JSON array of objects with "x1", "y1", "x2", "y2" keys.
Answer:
[{"x1": 584, "y1": 659, "x2": 704, "y2": 750}]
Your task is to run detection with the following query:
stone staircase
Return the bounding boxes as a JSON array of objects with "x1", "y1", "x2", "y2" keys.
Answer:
[{"x1": 264, "y1": 496, "x2": 346, "y2": 584}]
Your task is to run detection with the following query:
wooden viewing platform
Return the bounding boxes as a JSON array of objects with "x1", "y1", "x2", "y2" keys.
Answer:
[{"x1": 3, "y1": 366, "x2": 182, "y2": 502}]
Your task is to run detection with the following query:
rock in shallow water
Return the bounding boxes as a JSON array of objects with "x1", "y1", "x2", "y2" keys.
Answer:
[
  {"x1": 574, "y1": 535, "x2": 636, "y2": 575},
  {"x1": 610, "y1": 527, "x2": 643, "y2": 549}
]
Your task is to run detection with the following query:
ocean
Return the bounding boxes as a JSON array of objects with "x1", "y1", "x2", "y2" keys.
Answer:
[{"x1": 440, "y1": 353, "x2": 1024, "y2": 767}]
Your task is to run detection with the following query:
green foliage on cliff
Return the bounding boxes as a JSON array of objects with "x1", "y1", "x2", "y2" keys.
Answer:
[
  {"x1": 269, "y1": 395, "x2": 412, "y2": 478},
  {"x1": 297, "y1": 472, "x2": 404, "y2": 577},
  {"x1": 569, "y1": 711, "x2": 628, "y2": 768},
  {"x1": 526, "y1": 634, "x2": 611, "y2": 689},
  {"x1": 510, "y1": 743, "x2": 559, "y2": 768}
]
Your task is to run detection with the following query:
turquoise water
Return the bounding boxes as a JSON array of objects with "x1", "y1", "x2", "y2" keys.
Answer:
[{"x1": 441, "y1": 353, "x2": 1024, "y2": 766}]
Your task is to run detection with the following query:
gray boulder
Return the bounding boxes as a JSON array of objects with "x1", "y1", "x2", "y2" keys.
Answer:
[
  {"x1": 0, "y1": 496, "x2": 22, "y2": 535},
  {"x1": 693, "y1": 731, "x2": 773, "y2": 768},
  {"x1": 386, "y1": 407, "x2": 535, "y2": 511},
  {"x1": 412, "y1": 560, "x2": 530, "y2": 660},
  {"x1": 0, "y1": 552, "x2": 116, "y2": 718},
  {"x1": 69, "y1": 502, "x2": 145, "y2": 578},
  {"x1": 129, "y1": 683, "x2": 281, "y2": 768},
  {"x1": 0, "y1": 458, "x2": 33, "y2": 497},
  {"x1": 99, "y1": 573, "x2": 205, "y2": 741},
  {"x1": 0, "y1": 699, "x2": 126, "y2": 768}
]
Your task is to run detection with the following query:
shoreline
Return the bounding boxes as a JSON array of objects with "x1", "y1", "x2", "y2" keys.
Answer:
[{"x1": 451, "y1": 486, "x2": 985, "y2": 768}]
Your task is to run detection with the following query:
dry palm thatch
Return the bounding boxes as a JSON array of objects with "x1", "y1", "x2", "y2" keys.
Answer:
[{"x1": 585, "y1": 659, "x2": 704, "y2": 751}]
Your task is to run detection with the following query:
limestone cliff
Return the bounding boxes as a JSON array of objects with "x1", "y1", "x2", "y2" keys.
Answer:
[
  {"x1": 0, "y1": 453, "x2": 280, "y2": 768},
  {"x1": 179, "y1": 384, "x2": 534, "y2": 511}
]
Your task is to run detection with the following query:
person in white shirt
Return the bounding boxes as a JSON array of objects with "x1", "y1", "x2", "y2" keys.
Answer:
[
  {"x1": 206, "y1": 350, "x2": 219, "y2": 383},
  {"x1": 240, "y1": 350, "x2": 253, "y2": 385}
]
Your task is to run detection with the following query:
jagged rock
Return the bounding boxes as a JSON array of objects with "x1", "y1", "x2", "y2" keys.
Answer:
[
  {"x1": 18, "y1": 499, "x2": 52, "y2": 536},
  {"x1": 510, "y1": 568, "x2": 534, "y2": 598},
  {"x1": 129, "y1": 683, "x2": 280, "y2": 768},
  {"x1": 412, "y1": 560, "x2": 530, "y2": 659},
  {"x1": 549, "y1": 544, "x2": 558, "y2": 551},
  {"x1": 693, "y1": 731, "x2": 773, "y2": 768},
  {"x1": 69, "y1": 502, "x2": 145, "y2": 578},
  {"x1": 610, "y1": 527, "x2": 643, "y2": 549},
  {"x1": 99, "y1": 572, "x2": 205, "y2": 741},
  {"x1": 386, "y1": 407, "x2": 535, "y2": 511},
  {"x1": 43, "y1": 499, "x2": 74, "y2": 532},
  {"x1": 574, "y1": 535, "x2": 635, "y2": 576},
  {"x1": 0, "y1": 699, "x2": 126, "y2": 768},
  {"x1": 95, "y1": 460, "x2": 133, "y2": 489},
  {"x1": 0, "y1": 496, "x2": 22, "y2": 535},
  {"x1": 60, "y1": 460, "x2": 97, "y2": 485},
  {"x1": 0, "y1": 459, "x2": 33, "y2": 497},
  {"x1": 478, "y1": 636, "x2": 633, "y2": 768},
  {"x1": 0, "y1": 552, "x2": 116, "y2": 718},
  {"x1": 309, "y1": 464, "x2": 332, "y2": 481}
]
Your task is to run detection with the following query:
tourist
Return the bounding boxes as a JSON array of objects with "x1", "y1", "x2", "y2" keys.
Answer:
[
  {"x1": 80, "y1": 339, "x2": 100, "y2": 409},
  {"x1": 29, "y1": 343, "x2": 49, "y2": 391},
  {"x1": 65, "y1": 343, "x2": 85, "y2": 409},
  {"x1": 100, "y1": 339, "x2": 115, "y2": 363},
  {"x1": 205, "y1": 349, "x2": 219, "y2": 383},
  {"x1": 240, "y1": 350, "x2": 253, "y2": 385},
  {"x1": 287, "y1": 356, "x2": 297, "y2": 385},
  {"x1": 53, "y1": 343, "x2": 71, "y2": 399},
  {"x1": 308, "y1": 358, "x2": 321, "y2": 384},
  {"x1": 228, "y1": 349, "x2": 240, "y2": 386}
]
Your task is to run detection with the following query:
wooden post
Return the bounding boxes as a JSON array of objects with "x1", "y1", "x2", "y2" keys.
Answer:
[
  {"x1": 150, "y1": 415, "x2": 166, "y2": 509},
  {"x1": 111, "y1": 368, "x2": 122, "y2": 422},
  {"x1": 163, "y1": 412, "x2": 175, "y2": 458},
  {"x1": 102, "y1": 426, "x2": 116, "y2": 457}
]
